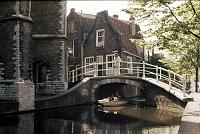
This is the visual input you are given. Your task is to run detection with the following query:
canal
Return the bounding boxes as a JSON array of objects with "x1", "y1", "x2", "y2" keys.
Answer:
[{"x1": 0, "y1": 104, "x2": 182, "y2": 134}]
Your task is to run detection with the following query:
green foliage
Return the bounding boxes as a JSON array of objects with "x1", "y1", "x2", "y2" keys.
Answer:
[
  {"x1": 124, "y1": 0, "x2": 200, "y2": 75},
  {"x1": 148, "y1": 54, "x2": 169, "y2": 69}
]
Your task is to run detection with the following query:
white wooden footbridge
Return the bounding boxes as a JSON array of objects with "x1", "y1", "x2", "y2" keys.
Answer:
[{"x1": 68, "y1": 60, "x2": 193, "y2": 102}]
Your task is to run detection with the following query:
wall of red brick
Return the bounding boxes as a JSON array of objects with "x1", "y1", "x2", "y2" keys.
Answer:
[{"x1": 84, "y1": 11, "x2": 120, "y2": 62}]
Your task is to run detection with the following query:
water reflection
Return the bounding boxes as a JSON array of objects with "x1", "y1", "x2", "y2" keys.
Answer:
[{"x1": 0, "y1": 104, "x2": 182, "y2": 134}]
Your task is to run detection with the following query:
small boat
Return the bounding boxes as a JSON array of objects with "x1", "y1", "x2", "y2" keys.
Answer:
[{"x1": 98, "y1": 97, "x2": 127, "y2": 107}]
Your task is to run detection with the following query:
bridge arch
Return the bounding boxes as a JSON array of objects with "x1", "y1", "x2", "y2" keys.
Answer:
[
  {"x1": 36, "y1": 77, "x2": 188, "y2": 112},
  {"x1": 87, "y1": 77, "x2": 187, "y2": 111},
  {"x1": 90, "y1": 78, "x2": 143, "y2": 101}
]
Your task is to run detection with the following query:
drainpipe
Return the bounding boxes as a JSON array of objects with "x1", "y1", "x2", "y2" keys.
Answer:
[
  {"x1": 81, "y1": 43, "x2": 84, "y2": 67},
  {"x1": 81, "y1": 43, "x2": 84, "y2": 79}
]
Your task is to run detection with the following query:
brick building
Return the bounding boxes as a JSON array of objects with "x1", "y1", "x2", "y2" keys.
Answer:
[
  {"x1": 67, "y1": 9, "x2": 143, "y2": 79},
  {"x1": 0, "y1": 1, "x2": 67, "y2": 112}
]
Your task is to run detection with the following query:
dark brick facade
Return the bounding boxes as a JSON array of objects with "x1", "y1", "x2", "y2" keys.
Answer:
[
  {"x1": 84, "y1": 11, "x2": 121, "y2": 58},
  {"x1": 0, "y1": 0, "x2": 67, "y2": 112},
  {"x1": 0, "y1": 1, "x2": 34, "y2": 112},
  {"x1": 31, "y1": 1, "x2": 66, "y2": 35},
  {"x1": 67, "y1": 9, "x2": 143, "y2": 76},
  {"x1": 31, "y1": 1, "x2": 67, "y2": 94},
  {"x1": 67, "y1": 9, "x2": 95, "y2": 70}
]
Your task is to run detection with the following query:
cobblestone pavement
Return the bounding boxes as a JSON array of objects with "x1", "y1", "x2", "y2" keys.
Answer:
[{"x1": 178, "y1": 93, "x2": 200, "y2": 134}]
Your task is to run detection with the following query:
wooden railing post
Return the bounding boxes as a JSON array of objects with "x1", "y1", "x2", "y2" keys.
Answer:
[
  {"x1": 168, "y1": 71, "x2": 172, "y2": 89},
  {"x1": 142, "y1": 61, "x2": 145, "y2": 78},
  {"x1": 159, "y1": 67, "x2": 162, "y2": 79},
  {"x1": 94, "y1": 62, "x2": 97, "y2": 77},
  {"x1": 81, "y1": 67, "x2": 83, "y2": 79},
  {"x1": 114, "y1": 61, "x2": 117, "y2": 76},
  {"x1": 72, "y1": 70, "x2": 75, "y2": 83},
  {"x1": 156, "y1": 66, "x2": 158, "y2": 82},
  {"x1": 174, "y1": 73, "x2": 176, "y2": 81},
  {"x1": 118, "y1": 61, "x2": 121, "y2": 75},
  {"x1": 114, "y1": 60, "x2": 120, "y2": 76},
  {"x1": 75, "y1": 69, "x2": 78, "y2": 81}
]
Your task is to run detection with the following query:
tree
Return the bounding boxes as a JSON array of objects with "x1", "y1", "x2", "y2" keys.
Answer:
[
  {"x1": 123, "y1": 0, "x2": 200, "y2": 92},
  {"x1": 148, "y1": 54, "x2": 169, "y2": 69}
]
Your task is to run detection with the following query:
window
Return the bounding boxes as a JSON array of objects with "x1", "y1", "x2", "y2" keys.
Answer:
[
  {"x1": 96, "y1": 55, "x2": 103, "y2": 63},
  {"x1": 106, "y1": 54, "x2": 115, "y2": 75},
  {"x1": 85, "y1": 57, "x2": 94, "y2": 75},
  {"x1": 73, "y1": 39, "x2": 78, "y2": 58},
  {"x1": 96, "y1": 29, "x2": 105, "y2": 48},
  {"x1": 96, "y1": 55, "x2": 103, "y2": 76},
  {"x1": 68, "y1": 20, "x2": 77, "y2": 33}
]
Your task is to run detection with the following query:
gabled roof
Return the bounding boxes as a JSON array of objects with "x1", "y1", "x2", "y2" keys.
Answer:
[
  {"x1": 76, "y1": 12, "x2": 96, "y2": 20},
  {"x1": 108, "y1": 15, "x2": 142, "y2": 55},
  {"x1": 67, "y1": 10, "x2": 96, "y2": 34},
  {"x1": 68, "y1": 9, "x2": 143, "y2": 56},
  {"x1": 76, "y1": 12, "x2": 96, "y2": 34}
]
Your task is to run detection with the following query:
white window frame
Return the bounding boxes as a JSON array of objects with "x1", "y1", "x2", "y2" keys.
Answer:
[
  {"x1": 96, "y1": 29, "x2": 105, "y2": 48},
  {"x1": 106, "y1": 54, "x2": 115, "y2": 75},
  {"x1": 127, "y1": 56, "x2": 133, "y2": 74},
  {"x1": 85, "y1": 56, "x2": 94, "y2": 75},
  {"x1": 96, "y1": 55, "x2": 103, "y2": 76},
  {"x1": 96, "y1": 55, "x2": 103, "y2": 64}
]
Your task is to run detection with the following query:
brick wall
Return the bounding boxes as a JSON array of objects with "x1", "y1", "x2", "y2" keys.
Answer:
[
  {"x1": 31, "y1": 1, "x2": 66, "y2": 35},
  {"x1": 19, "y1": 21, "x2": 32, "y2": 81},
  {"x1": 67, "y1": 12, "x2": 85, "y2": 67},
  {"x1": 18, "y1": 82, "x2": 35, "y2": 111},
  {"x1": 84, "y1": 11, "x2": 120, "y2": 60},
  {"x1": 31, "y1": 0, "x2": 67, "y2": 94},
  {"x1": 0, "y1": 82, "x2": 17, "y2": 100},
  {"x1": 0, "y1": 21, "x2": 17, "y2": 80},
  {"x1": 0, "y1": 1, "x2": 34, "y2": 112}
]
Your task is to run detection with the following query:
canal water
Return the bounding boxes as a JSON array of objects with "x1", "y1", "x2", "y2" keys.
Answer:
[{"x1": 0, "y1": 104, "x2": 182, "y2": 134}]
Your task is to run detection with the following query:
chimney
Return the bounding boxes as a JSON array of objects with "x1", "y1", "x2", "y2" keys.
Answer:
[
  {"x1": 113, "y1": 14, "x2": 119, "y2": 19},
  {"x1": 130, "y1": 23, "x2": 137, "y2": 36},
  {"x1": 71, "y1": 8, "x2": 75, "y2": 12},
  {"x1": 97, "y1": 10, "x2": 108, "y2": 16}
]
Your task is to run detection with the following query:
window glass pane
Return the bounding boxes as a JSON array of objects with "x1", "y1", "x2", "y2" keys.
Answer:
[
  {"x1": 97, "y1": 56, "x2": 103, "y2": 63},
  {"x1": 96, "y1": 29, "x2": 105, "y2": 47},
  {"x1": 108, "y1": 63, "x2": 112, "y2": 67}
]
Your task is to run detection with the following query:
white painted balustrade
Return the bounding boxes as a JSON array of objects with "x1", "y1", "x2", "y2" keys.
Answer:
[{"x1": 68, "y1": 60, "x2": 187, "y2": 95}]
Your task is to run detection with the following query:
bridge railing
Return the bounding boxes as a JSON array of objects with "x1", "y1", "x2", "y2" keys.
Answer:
[{"x1": 68, "y1": 60, "x2": 186, "y2": 96}]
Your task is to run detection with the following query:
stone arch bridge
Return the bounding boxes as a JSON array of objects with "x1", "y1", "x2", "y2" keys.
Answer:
[{"x1": 36, "y1": 60, "x2": 193, "y2": 111}]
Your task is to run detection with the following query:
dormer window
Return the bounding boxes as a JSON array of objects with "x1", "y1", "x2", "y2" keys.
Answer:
[{"x1": 96, "y1": 29, "x2": 105, "y2": 48}]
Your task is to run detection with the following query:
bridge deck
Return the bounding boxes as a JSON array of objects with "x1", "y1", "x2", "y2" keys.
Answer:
[{"x1": 178, "y1": 93, "x2": 200, "y2": 134}]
